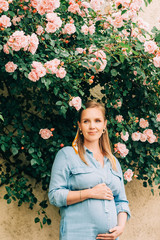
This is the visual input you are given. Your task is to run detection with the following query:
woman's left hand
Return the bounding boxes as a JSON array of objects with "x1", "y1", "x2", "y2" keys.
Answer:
[{"x1": 96, "y1": 226, "x2": 124, "y2": 239}]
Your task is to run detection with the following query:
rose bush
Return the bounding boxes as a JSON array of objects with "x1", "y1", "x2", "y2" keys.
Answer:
[{"x1": 0, "y1": 0, "x2": 159, "y2": 227}]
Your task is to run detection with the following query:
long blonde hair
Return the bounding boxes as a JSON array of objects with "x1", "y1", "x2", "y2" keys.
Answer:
[{"x1": 76, "y1": 101, "x2": 117, "y2": 170}]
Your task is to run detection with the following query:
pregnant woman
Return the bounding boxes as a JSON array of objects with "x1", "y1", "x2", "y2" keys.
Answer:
[{"x1": 48, "y1": 100, "x2": 130, "y2": 240}]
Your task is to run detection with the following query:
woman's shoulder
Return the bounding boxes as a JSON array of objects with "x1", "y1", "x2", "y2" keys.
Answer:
[{"x1": 60, "y1": 146, "x2": 76, "y2": 155}]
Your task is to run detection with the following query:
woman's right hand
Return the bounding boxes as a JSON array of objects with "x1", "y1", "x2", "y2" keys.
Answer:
[{"x1": 89, "y1": 183, "x2": 113, "y2": 200}]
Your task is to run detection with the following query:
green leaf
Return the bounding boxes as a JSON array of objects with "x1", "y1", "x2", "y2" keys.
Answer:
[
  {"x1": 111, "y1": 69, "x2": 118, "y2": 77},
  {"x1": 34, "y1": 217, "x2": 40, "y2": 223},
  {"x1": 47, "y1": 219, "x2": 51, "y2": 225},
  {"x1": 11, "y1": 147, "x2": 18, "y2": 156},
  {"x1": 31, "y1": 159, "x2": 38, "y2": 166},
  {"x1": 7, "y1": 198, "x2": 11, "y2": 204}
]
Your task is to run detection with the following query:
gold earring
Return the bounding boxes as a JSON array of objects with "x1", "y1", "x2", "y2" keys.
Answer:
[
  {"x1": 79, "y1": 129, "x2": 83, "y2": 135},
  {"x1": 102, "y1": 128, "x2": 106, "y2": 134}
]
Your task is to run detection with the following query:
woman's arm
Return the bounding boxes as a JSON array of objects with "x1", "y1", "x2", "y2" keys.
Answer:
[{"x1": 67, "y1": 183, "x2": 114, "y2": 205}]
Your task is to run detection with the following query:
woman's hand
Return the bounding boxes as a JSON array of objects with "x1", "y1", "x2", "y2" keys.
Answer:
[
  {"x1": 90, "y1": 183, "x2": 113, "y2": 200},
  {"x1": 96, "y1": 226, "x2": 124, "y2": 239}
]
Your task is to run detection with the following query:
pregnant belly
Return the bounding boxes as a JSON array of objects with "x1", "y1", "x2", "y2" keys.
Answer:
[{"x1": 61, "y1": 199, "x2": 117, "y2": 236}]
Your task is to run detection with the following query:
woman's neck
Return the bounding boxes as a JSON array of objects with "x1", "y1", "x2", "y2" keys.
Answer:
[{"x1": 84, "y1": 141, "x2": 101, "y2": 154}]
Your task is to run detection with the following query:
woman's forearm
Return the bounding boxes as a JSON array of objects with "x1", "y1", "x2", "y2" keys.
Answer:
[
  {"x1": 117, "y1": 212, "x2": 128, "y2": 229},
  {"x1": 66, "y1": 189, "x2": 92, "y2": 205}
]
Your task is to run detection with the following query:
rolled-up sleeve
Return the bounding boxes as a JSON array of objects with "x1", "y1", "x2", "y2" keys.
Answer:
[
  {"x1": 48, "y1": 149, "x2": 70, "y2": 208},
  {"x1": 114, "y1": 160, "x2": 131, "y2": 220}
]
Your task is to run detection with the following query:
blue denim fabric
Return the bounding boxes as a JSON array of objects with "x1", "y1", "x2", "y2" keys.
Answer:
[{"x1": 48, "y1": 146, "x2": 131, "y2": 240}]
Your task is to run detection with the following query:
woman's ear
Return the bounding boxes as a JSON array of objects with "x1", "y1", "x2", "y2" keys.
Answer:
[
  {"x1": 104, "y1": 119, "x2": 107, "y2": 128},
  {"x1": 77, "y1": 121, "x2": 80, "y2": 129}
]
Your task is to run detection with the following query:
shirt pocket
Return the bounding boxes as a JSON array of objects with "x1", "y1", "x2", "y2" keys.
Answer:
[
  {"x1": 109, "y1": 168, "x2": 122, "y2": 196},
  {"x1": 69, "y1": 167, "x2": 99, "y2": 190}
]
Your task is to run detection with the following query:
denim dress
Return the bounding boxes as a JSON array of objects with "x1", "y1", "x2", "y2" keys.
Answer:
[{"x1": 48, "y1": 146, "x2": 131, "y2": 240}]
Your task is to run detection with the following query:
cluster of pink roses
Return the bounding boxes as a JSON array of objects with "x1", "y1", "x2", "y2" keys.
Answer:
[
  {"x1": 28, "y1": 59, "x2": 66, "y2": 82},
  {"x1": 124, "y1": 169, "x2": 134, "y2": 182},
  {"x1": 0, "y1": 15, "x2": 11, "y2": 28},
  {"x1": 114, "y1": 142, "x2": 129, "y2": 157},
  {"x1": 131, "y1": 129, "x2": 157, "y2": 144},
  {"x1": 69, "y1": 96, "x2": 82, "y2": 111},
  {"x1": 31, "y1": 0, "x2": 60, "y2": 15},
  {"x1": 88, "y1": 47, "x2": 107, "y2": 72},
  {"x1": 68, "y1": 0, "x2": 104, "y2": 17},
  {"x1": 3, "y1": 31, "x2": 39, "y2": 55},
  {"x1": 45, "y1": 12, "x2": 62, "y2": 33},
  {"x1": 81, "y1": 23, "x2": 95, "y2": 35}
]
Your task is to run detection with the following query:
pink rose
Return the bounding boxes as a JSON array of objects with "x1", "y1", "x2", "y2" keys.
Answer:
[
  {"x1": 114, "y1": 142, "x2": 129, "y2": 157},
  {"x1": 133, "y1": 71, "x2": 137, "y2": 76},
  {"x1": 12, "y1": 16, "x2": 22, "y2": 26},
  {"x1": 88, "y1": 24, "x2": 95, "y2": 35},
  {"x1": 8, "y1": 31, "x2": 29, "y2": 52},
  {"x1": 56, "y1": 67, "x2": 66, "y2": 79},
  {"x1": 81, "y1": 24, "x2": 89, "y2": 35},
  {"x1": 0, "y1": 0, "x2": 9, "y2": 11},
  {"x1": 124, "y1": 169, "x2": 134, "y2": 182},
  {"x1": 0, "y1": 15, "x2": 11, "y2": 28},
  {"x1": 147, "y1": 134, "x2": 156, "y2": 144},
  {"x1": 31, "y1": 61, "x2": 46, "y2": 78},
  {"x1": 144, "y1": 40, "x2": 158, "y2": 54},
  {"x1": 153, "y1": 56, "x2": 160, "y2": 68},
  {"x1": 140, "y1": 133, "x2": 147, "y2": 142},
  {"x1": 39, "y1": 128, "x2": 52, "y2": 139},
  {"x1": 76, "y1": 48, "x2": 85, "y2": 54},
  {"x1": 143, "y1": 129, "x2": 153, "y2": 138},
  {"x1": 63, "y1": 23, "x2": 76, "y2": 35},
  {"x1": 131, "y1": 132, "x2": 141, "y2": 141},
  {"x1": 113, "y1": 99, "x2": 122, "y2": 109},
  {"x1": 45, "y1": 13, "x2": 62, "y2": 32},
  {"x1": 112, "y1": 12, "x2": 124, "y2": 29},
  {"x1": 36, "y1": 25, "x2": 44, "y2": 35},
  {"x1": 28, "y1": 33, "x2": 39, "y2": 55},
  {"x1": 90, "y1": 0, "x2": 105, "y2": 12},
  {"x1": 156, "y1": 113, "x2": 160, "y2": 122},
  {"x1": 89, "y1": 50, "x2": 107, "y2": 72},
  {"x1": 3, "y1": 43, "x2": 10, "y2": 54},
  {"x1": 115, "y1": 115, "x2": 124, "y2": 123},
  {"x1": 120, "y1": 131, "x2": 129, "y2": 142},
  {"x1": 69, "y1": 97, "x2": 82, "y2": 111},
  {"x1": 139, "y1": 118, "x2": 149, "y2": 129},
  {"x1": 28, "y1": 69, "x2": 39, "y2": 82},
  {"x1": 36, "y1": 0, "x2": 60, "y2": 15},
  {"x1": 5, "y1": 61, "x2": 17, "y2": 73},
  {"x1": 68, "y1": 3, "x2": 80, "y2": 14},
  {"x1": 44, "y1": 59, "x2": 60, "y2": 74},
  {"x1": 31, "y1": 0, "x2": 39, "y2": 8},
  {"x1": 46, "y1": 22, "x2": 57, "y2": 33}
]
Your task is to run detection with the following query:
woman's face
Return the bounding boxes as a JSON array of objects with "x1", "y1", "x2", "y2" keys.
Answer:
[{"x1": 78, "y1": 107, "x2": 107, "y2": 145}]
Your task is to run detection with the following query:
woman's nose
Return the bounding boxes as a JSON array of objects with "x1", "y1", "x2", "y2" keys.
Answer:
[{"x1": 89, "y1": 121, "x2": 95, "y2": 128}]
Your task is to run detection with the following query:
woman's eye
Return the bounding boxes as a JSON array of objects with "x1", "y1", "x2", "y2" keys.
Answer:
[
  {"x1": 96, "y1": 119, "x2": 101, "y2": 122},
  {"x1": 83, "y1": 120, "x2": 88, "y2": 123}
]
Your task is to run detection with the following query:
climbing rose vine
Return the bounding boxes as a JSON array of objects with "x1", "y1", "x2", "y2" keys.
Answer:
[{"x1": 0, "y1": 0, "x2": 159, "y2": 226}]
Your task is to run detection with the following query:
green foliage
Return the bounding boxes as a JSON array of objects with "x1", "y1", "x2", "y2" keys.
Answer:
[{"x1": 0, "y1": 0, "x2": 159, "y2": 227}]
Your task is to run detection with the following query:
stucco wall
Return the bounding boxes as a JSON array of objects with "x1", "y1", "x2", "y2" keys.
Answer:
[{"x1": 0, "y1": 1, "x2": 160, "y2": 240}]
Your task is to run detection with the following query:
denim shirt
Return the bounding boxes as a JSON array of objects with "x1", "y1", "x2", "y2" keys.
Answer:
[{"x1": 48, "y1": 146, "x2": 131, "y2": 240}]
